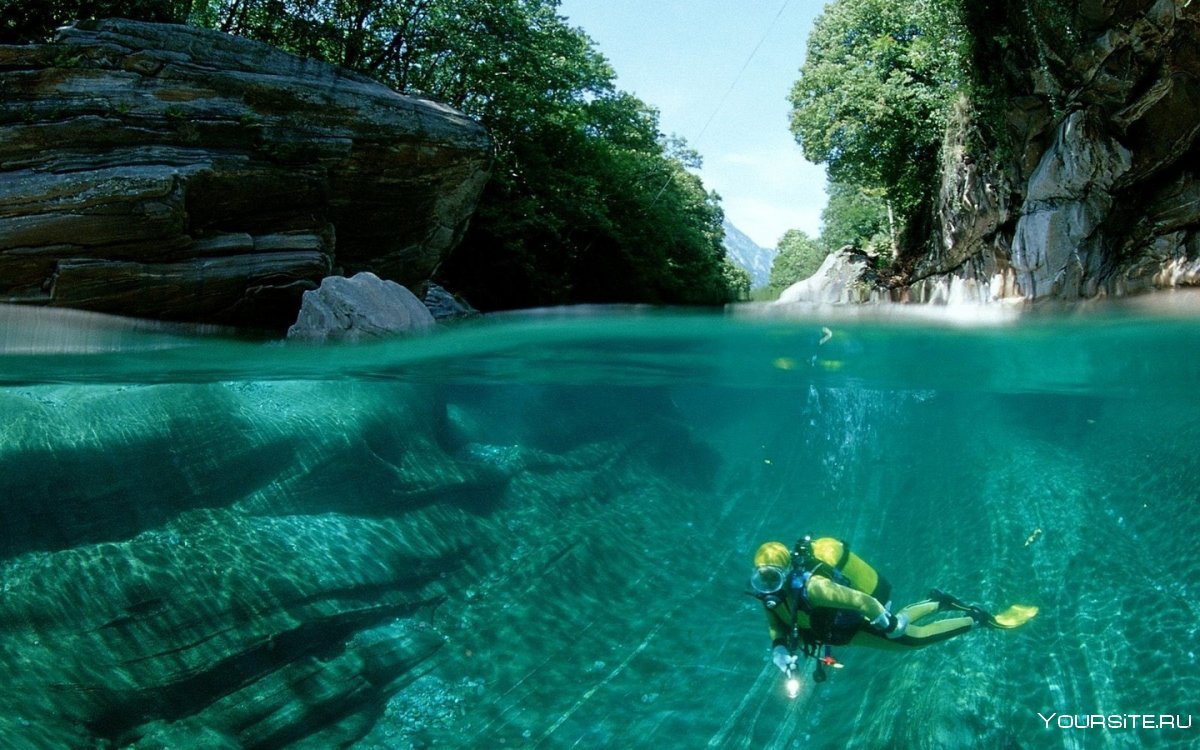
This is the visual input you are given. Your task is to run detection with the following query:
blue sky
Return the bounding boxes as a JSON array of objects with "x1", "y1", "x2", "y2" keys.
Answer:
[{"x1": 556, "y1": 0, "x2": 827, "y2": 249}]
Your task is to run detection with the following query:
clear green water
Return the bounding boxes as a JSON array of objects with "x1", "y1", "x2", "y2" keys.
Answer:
[{"x1": 1, "y1": 305, "x2": 1197, "y2": 749}]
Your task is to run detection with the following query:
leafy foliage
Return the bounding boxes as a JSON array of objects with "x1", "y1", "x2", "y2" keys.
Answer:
[
  {"x1": 766, "y1": 229, "x2": 827, "y2": 296},
  {"x1": 766, "y1": 180, "x2": 892, "y2": 299},
  {"x1": 722, "y1": 259, "x2": 752, "y2": 302},
  {"x1": 819, "y1": 180, "x2": 891, "y2": 257},
  {"x1": 0, "y1": 0, "x2": 186, "y2": 42},
  {"x1": 788, "y1": 0, "x2": 967, "y2": 250},
  {"x1": 8, "y1": 0, "x2": 735, "y2": 310},
  {"x1": 960, "y1": 0, "x2": 1080, "y2": 132}
]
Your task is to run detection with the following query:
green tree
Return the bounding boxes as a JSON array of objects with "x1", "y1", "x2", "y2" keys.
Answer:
[
  {"x1": 789, "y1": 0, "x2": 966, "y2": 249},
  {"x1": 819, "y1": 180, "x2": 891, "y2": 256},
  {"x1": 767, "y1": 229, "x2": 827, "y2": 296},
  {"x1": 0, "y1": 0, "x2": 187, "y2": 42},
  {"x1": 722, "y1": 259, "x2": 752, "y2": 302},
  {"x1": 438, "y1": 73, "x2": 730, "y2": 309}
]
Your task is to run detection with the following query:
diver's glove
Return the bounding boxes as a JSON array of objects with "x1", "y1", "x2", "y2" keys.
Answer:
[
  {"x1": 771, "y1": 645, "x2": 798, "y2": 673},
  {"x1": 871, "y1": 611, "x2": 909, "y2": 639}
]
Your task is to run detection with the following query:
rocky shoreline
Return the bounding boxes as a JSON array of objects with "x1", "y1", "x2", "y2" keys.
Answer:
[
  {"x1": 3, "y1": 9, "x2": 1200, "y2": 329},
  {"x1": 0, "y1": 19, "x2": 490, "y2": 330}
]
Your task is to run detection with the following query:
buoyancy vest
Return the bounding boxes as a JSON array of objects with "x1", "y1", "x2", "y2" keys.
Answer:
[
  {"x1": 809, "y1": 537, "x2": 892, "y2": 607},
  {"x1": 764, "y1": 538, "x2": 892, "y2": 651},
  {"x1": 792, "y1": 568, "x2": 863, "y2": 648}
]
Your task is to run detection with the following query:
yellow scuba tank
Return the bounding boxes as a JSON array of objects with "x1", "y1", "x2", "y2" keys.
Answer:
[{"x1": 809, "y1": 537, "x2": 892, "y2": 605}]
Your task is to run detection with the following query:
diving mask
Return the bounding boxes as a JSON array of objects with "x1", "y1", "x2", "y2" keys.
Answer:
[{"x1": 750, "y1": 564, "x2": 788, "y2": 594}]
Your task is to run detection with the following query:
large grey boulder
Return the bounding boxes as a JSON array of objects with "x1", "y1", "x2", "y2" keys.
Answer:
[
  {"x1": 0, "y1": 19, "x2": 490, "y2": 328},
  {"x1": 287, "y1": 272, "x2": 435, "y2": 341},
  {"x1": 776, "y1": 248, "x2": 878, "y2": 305}
]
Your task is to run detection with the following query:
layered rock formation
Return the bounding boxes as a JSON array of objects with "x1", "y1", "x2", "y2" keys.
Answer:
[
  {"x1": 0, "y1": 19, "x2": 490, "y2": 328},
  {"x1": 906, "y1": 0, "x2": 1200, "y2": 303},
  {"x1": 0, "y1": 371, "x2": 716, "y2": 748}
]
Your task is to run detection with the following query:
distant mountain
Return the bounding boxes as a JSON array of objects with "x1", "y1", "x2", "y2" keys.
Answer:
[{"x1": 722, "y1": 219, "x2": 777, "y2": 289}]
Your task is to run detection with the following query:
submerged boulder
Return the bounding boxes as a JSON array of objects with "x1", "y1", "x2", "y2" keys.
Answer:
[
  {"x1": 0, "y1": 19, "x2": 490, "y2": 328},
  {"x1": 0, "y1": 371, "x2": 719, "y2": 748}
]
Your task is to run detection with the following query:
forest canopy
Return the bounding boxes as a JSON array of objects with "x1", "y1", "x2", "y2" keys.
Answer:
[
  {"x1": 766, "y1": 0, "x2": 968, "y2": 295},
  {"x1": 3, "y1": 0, "x2": 736, "y2": 310}
]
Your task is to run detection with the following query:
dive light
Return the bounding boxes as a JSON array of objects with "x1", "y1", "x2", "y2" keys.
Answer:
[{"x1": 785, "y1": 667, "x2": 801, "y2": 699}]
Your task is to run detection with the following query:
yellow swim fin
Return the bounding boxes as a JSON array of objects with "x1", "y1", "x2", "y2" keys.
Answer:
[
  {"x1": 929, "y1": 590, "x2": 1039, "y2": 629},
  {"x1": 990, "y1": 604, "x2": 1039, "y2": 629}
]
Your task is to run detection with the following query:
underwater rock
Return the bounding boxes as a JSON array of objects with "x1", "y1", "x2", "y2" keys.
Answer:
[
  {"x1": 0, "y1": 379, "x2": 502, "y2": 746},
  {"x1": 0, "y1": 19, "x2": 490, "y2": 328},
  {"x1": 287, "y1": 272, "x2": 436, "y2": 342},
  {"x1": 0, "y1": 372, "x2": 721, "y2": 748},
  {"x1": 0, "y1": 507, "x2": 450, "y2": 748}
]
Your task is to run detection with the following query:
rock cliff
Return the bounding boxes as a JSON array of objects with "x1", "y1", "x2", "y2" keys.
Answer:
[
  {"x1": 906, "y1": 0, "x2": 1199, "y2": 304},
  {"x1": 0, "y1": 19, "x2": 490, "y2": 328}
]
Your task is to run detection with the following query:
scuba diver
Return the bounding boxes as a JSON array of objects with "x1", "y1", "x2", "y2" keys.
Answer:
[{"x1": 750, "y1": 536, "x2": 1037, "y2": 684}]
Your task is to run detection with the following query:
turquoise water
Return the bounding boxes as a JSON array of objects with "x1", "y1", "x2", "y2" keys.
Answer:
[{"x1": 0, "y1": 304, "x2": 1197, "y2": 749}]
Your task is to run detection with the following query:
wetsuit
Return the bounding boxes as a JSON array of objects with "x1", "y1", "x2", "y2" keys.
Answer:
[{"x1": 762, "y1": 540, "x2": 974, "y2": 651}]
